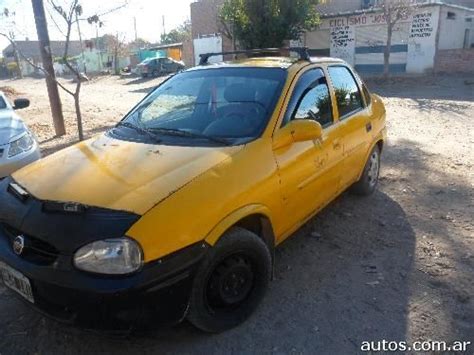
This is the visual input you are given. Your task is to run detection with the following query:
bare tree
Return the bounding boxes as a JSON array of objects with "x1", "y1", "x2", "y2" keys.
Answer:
[
  {"x1": 379, "y1": 0, "x2": 415, "y2": 78},
  {"x1": 0, "y1": 8, "x2": 23, "y2": 78},
  {"x1": 47, "y1": 0, "x2": 86, "y2": 140},
  {"x1": 2, "y1": 1, "x2": 127, "y2": 141}
]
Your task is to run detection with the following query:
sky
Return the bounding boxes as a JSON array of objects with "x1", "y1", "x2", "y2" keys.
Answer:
[{"x1": 0, "y1": 0, "x2": 193, "y2": 49}]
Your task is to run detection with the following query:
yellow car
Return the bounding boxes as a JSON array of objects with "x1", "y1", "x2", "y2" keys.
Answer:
[{"x1": 0, "y1": 48, "x2": 386, "y2": 332}]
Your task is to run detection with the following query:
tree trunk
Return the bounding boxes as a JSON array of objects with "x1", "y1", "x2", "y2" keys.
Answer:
[
  {"x1": 31, "y1": 0, "x2": 66, "y2": 136},
  {"x1": 384, "y1": 23, "x2": 393, "y2": 79},
  {"x1": 74, "y1": 83, "x2": 84, "y2": 141},
  {"x1": 13, "y1": 47, "x2": 23, "y2": 79}
]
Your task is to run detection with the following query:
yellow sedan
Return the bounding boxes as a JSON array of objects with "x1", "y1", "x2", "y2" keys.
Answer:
[{"x1": 0, "y1": 48, "x2": 386, "y2": 333}]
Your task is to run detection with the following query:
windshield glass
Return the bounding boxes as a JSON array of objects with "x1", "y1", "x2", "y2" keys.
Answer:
[{"x1": 119, "y1": 67, "x2": 287, "y2": 145}]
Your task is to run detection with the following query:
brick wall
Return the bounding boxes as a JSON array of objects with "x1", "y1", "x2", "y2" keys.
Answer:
[
  {"x1": 182, "y1": 39, "x2": 194, "y2": 68},
  {"x1": 191, "y1": 0, "x2": 225, "y2": 39},
  {"x1": 189, "y1": 0, "x2": 233, "y2": 66},
  {"x1": 434, "y1": 49, "x2": 474, "y2": 73}
]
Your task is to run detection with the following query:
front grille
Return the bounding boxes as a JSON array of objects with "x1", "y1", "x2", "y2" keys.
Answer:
[{"x1": 1, "y1": 223, "x2": 59, "y2": 265}]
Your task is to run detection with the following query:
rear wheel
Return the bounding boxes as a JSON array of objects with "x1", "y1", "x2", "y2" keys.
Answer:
[
  {"x1": 187, "y1": 227, "x2": 271, "y2": 332},
  {"x1": 350, "y1": 146, "x2": 380, "y2": 195}
]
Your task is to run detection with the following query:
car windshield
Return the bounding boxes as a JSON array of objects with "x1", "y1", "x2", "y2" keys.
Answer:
[
  {"x1": 119, "y1": 67, "x2": 287, "y2": 145},
  {"x1": 0, "y1": 96, "x2": 6, "y2": 109}
]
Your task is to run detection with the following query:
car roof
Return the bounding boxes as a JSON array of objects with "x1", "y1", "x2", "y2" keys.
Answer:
[{"x1": 187, "y1": 56, "x2": 346, "y2": 71}]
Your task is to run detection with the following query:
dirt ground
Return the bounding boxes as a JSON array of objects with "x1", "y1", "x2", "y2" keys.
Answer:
[{"x1": 0, "y1": 74, "x2": 473, "y2": 354}]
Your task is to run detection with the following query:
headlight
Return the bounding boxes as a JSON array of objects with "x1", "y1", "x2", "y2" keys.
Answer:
[
  {"x1": 8, "y1": 132, "x2": 34, "y2": 158},
  {"x1": 74, "y1": 238, "x2": 143, "y2": 275}
]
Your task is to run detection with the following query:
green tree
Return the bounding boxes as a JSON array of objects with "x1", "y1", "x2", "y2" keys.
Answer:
[
  {"x1": 219, "y1": 0, "x2": 322, "y2": 49},
  {"x1": 160, "y1": 21, "x2": 191, "y2": 45}
]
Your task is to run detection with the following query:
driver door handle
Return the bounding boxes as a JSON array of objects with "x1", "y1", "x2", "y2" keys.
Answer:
[{"x1": 333, "y1": 138, "x2": 342, "y2": 150}]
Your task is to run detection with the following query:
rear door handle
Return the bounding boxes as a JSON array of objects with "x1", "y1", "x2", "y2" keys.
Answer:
[
  {"x1": 366, "y1": 122, "x2": 372, "y2": 132},
  {"x1": 333, "y1": 139, "x2": 342, "y2": 150}
]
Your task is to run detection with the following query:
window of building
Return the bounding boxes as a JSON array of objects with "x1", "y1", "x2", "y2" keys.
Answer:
[{"x1": 447, "y1": 11, "x2": 456, "y2": 20}]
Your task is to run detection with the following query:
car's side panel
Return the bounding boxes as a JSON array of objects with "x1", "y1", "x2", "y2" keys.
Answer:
[
  {"x1": 338, "y1": 109, "x2": 372, "y2": 187},
  {"x1": 204, "y1": 204, "x2": 273, "y2": 246},
  {"x1": 272, "y1": 65, "x2": 345, "y2": 241},
  {"x1": 324, "y1": 65, "x2": 369, "y2": 188},
  {"x1": 273, "y1": 140, "x2": 326, "y2": 235},
  {"x1": 353, "y1": 94, "x2": 387, "y2": 182}
]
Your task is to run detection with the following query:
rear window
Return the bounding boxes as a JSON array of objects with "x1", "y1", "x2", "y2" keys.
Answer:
[{"x1": 328, "y1": 66, "x2": 363, "y2": 118}]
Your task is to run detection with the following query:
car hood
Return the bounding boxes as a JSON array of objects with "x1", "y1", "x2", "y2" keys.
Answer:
[
  {"x1": 12, "y1": 134, "x2": 243, "y2": 215},
  {"x1": 0, "y1": 110, "x2": 27, "y2": 145}
]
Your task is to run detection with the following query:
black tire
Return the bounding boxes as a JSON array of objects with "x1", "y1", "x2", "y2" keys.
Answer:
[
  {"x1": 350, "y1": 145, "x2": 381, "y2": 195},
  {"x1": 187, "y1": 227, "x2": 271, "y2": 333}
]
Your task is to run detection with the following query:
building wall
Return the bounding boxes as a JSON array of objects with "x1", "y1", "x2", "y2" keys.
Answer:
[
  {"x1": 303, "y1": 5, "x2": 472, "y2": 74},
  {"x1": 434, "y1": 48, "x2": 474, "y2": 72},
  {"x1": 406, "y1": 7, "x2": 440, "y2": 73},
  {"x1": 189, "y1": 0, "x2": 233, "y2": 66},
  {"x1": 438, "y1": 5, "x2": 474, "y2": 49},
  {"x1": 182, "y1": 39, "x2": 194, "y2": 67}
]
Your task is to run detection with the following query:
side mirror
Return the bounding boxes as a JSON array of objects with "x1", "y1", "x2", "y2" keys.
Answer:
[
  {"x1": 273, "y1": 119, "x2": 323, "y2": 150},
  {"x1": 13, "y1": 98, "x2": 30, "y2": 110}
]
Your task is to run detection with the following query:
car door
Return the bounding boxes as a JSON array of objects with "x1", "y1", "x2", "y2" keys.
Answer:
[
  {"x1": 161, "y1": 58, "x2": 173, "y2": 73},
  {"x1": 327, "y1": 65, "x2": 372, "y2": 189},
  {"x1": 273, "y1": 67, "x2": 345, "y2": 236}
]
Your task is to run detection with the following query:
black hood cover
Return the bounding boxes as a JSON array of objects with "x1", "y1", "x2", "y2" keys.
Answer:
[{"x1": 0, "y1": 177, "x2": 140, "y2": 254}]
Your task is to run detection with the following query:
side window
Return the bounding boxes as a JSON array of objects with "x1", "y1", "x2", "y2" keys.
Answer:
[
  {"x1": 293, "y1": 79, "x2": 332, "y2": 127},
  {"x1": 282, "y1": 68, "x2": 333, "y2": 127},
  {"x1": 328, "y1": 66, "x2": 363, "y2": 118}
]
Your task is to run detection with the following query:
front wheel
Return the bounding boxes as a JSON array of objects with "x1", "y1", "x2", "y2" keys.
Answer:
[
  {"x1": 350, "y1": 145, "x2": 381, "y2": 195},
  {"x1": 187, "y1": 227, "x2": 271, "y2": 332}
]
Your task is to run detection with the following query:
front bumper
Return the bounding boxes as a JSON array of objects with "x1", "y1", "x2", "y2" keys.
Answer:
[
  {"x1": 0, "y1": 142, "x2": 41, "y2": 178},
  {"x1": 0, "y1": 227, "x2": 207, "y2": 331},
  {"x1": 0, "y1": 177, "x2": 208, "y2": 331}
]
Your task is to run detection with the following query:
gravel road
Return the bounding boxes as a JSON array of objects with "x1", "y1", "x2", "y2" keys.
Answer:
[{"x1": 0, "y1": 74, "x2": 472, "y2": 354}]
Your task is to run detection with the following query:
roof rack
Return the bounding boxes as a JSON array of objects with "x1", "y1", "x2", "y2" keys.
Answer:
[{"x1": 198, "y1": 47, "x2": 311, "y2": 65}]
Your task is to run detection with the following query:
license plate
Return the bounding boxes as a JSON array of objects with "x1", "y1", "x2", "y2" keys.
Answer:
[{"x1": 0, "y1": 262, "x2": 34, "y2": 303}]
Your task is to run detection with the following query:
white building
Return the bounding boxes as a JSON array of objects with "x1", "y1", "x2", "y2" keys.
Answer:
[{"x1": 300, "y1": 1, "x2": 474, "y2": 74}]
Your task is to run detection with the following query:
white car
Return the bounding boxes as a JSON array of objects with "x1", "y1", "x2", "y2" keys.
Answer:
[{"x1": 0, "y1": 91, "x2": 41, "y2": 178}]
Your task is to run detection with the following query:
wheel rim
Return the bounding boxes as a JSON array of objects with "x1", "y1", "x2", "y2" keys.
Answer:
[
  {"x1": 206, "y1": 254, "x2": 255, "y2": 309},
  {"x1": 367, "y1": 150, "x2": 379, "y2": 187}
]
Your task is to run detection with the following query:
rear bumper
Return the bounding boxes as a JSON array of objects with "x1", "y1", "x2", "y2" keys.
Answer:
[
  {"x1": 0, "y1": 144, "x2": 41, "y2": 178},
  {"x1": 0, "y1": 226, "x2": 208, "y2": 331}
]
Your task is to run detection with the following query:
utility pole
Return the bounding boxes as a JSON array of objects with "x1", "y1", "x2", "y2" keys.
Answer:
[
  {"x1": 162, "y1": 15, "x2": 165, "y2": 36},
  {"x1": 31, "y1": 0, "x2": 66, "y2": 136},
  {"x1": 75, "y1": 10, "x2": 86, "y2": 74},
  {"x1": 133, "y1": 16, "x2": 137, "y2": 41}
]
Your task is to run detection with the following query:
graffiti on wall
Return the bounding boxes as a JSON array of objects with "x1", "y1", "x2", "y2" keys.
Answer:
[
  {"x1": 330, "y1": 25, "x2": 355, "y2": 65},
  {"x1": 327, "y1": 12, "x2": 410, "y2": 28},
  {"x1": 409, "y1": 12, "x2": 434, "y2": 38}
]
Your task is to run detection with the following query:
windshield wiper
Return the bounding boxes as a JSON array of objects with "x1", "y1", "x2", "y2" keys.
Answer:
[
  {"x1": 149, "y1": 128, "x2": 232, "y2": 146},
  {"x1": 116, "y1": 121, "x2": 162, "y2": 143}
]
